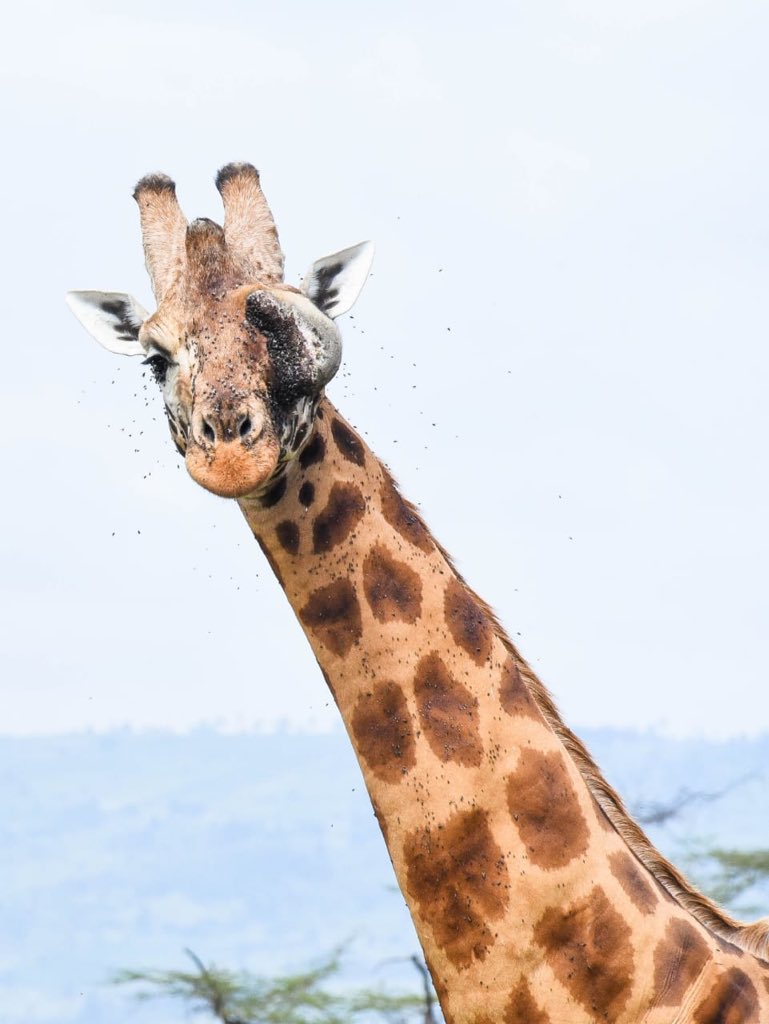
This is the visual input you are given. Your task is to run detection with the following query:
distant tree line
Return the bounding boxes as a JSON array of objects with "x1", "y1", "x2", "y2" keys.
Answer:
[
  {"x1": 115, "y1": 774, "x2": 767, "y2": 1023},
  {"x1": 115, "y1": 946, "x2": 441, "y2": 1024}
]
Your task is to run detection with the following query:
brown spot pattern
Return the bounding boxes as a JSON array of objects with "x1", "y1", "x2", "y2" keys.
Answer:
[
  {"x1": 444, "y1": 578, "x2": 493, "y2": 665},
  {"x1": 275, "y1": 520, "x2": 300, "y2": 555},
  {"x1": 351, "y1": 681, "x2": 416, "y2": 783},
  {"x1": 403, "y1": 808, "x2": 510, "y2": 970},
  {"x1": 609, "y1": 850, "x2": 659, "y2": 915},
  {"x1": 259, "y1": 474, "x2": 287, "y2": 508},
  {"x1": 298, "y1": 432, "x2": 325, "y2": 469},
  {"x1": 363, "y1": 543, "x2": 423, "y2": 623},
  {"x1": 499, "y1": 654, "x2": 539, "y2": 719},
  {"x1": 693, "y1": 967, "x2": 759, "y2": 1023},
  {"x1": 507, "y1": 749, "x2": 589, "y2": 869},
  {"x1": 413, "y1": 652, "x2": 483, "y2": 767},
  {"x1": 298, "y1": 481, "x2": 315, "y2": 507},
  {"x1": 312, "y1": 482, "x2": 366, "y2": 553},
  {"x1": 534, "y1": 886, "x2": 634, "y2": 1020},
  {"x1": 299, "y1": 579, "x2": 362, "y2": 657},
  {"x1": 380, "y1": 471, "x2": 433, "y2": 553},
  {"x1": 652, "y1": 918, "x2": 710, "y2": 1007},
  {"x1": 504, "y1": 978, "x2": 552, "y2": 1024},
  {"x1": 331, "y1": 416, "x2": 366, "y2": 466}
]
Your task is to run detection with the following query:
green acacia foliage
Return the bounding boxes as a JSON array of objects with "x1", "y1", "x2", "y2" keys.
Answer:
[
  {"x1": 686, "y1": 848, "x2": 769, "y2": 910},
  {"x1": 114, "y1": 948, "x2": 436, "y2": 1024}
]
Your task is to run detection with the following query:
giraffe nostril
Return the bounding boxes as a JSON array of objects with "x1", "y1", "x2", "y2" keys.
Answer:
[
  {"x1": 202, "y1": 419, "x2": 216, "y2": 444},
  {"x1": 239, "y1": 415, "x2": 252, "y2": 439}
]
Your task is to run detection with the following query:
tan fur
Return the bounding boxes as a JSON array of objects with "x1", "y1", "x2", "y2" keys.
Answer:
[
  {"x1": 239, "y1": 406, "x2": 769, "y2": 1024},
  {"x1": 413, "y1": 497, "x2": 769, "y2": 961},
  {"x1": 521, "y1": 658, "x2": 769, "y2": 960},
  {"x1": 79, "y1": 166, "x2": 769, "y2": 1024}
]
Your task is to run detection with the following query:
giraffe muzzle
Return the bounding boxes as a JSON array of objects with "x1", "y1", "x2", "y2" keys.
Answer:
[{"x1": 185, "y1": 403, "x2": 280, "y2": 498}]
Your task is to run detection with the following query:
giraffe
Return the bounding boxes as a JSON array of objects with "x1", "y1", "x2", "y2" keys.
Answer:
[{"x1": 66, "y1": 164, "x2": 769, "y2": 1023}]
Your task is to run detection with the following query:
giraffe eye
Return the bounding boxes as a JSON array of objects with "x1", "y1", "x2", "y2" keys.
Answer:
[{"x1": 142, "y1": 350, "x2": 170, "y2": 384}]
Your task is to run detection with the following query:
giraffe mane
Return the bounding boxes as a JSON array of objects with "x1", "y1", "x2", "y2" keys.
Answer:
[
  {"x1": 384, "y1": 467, "x2": 769, "y2": 962},
  {"x1": 512, "y1": 660, "x2": 769, "y2": 962}
]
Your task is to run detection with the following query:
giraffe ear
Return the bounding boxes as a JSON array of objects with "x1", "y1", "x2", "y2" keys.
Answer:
[
  {"x1": 301, "y1": 241, "x2": 374, "y2": 319},
  {"x1": 65, "y1": 291, "x2": 149, "y2": 356}
]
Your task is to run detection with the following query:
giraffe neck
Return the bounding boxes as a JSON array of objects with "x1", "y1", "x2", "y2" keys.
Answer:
[{"x1": 238, "y1": 399, "x2": 769, "y2": 1024}]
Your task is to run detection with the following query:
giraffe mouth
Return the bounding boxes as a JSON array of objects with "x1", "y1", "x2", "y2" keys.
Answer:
[{"x1": 185, "y1": 437, "x2": 281, "y2": 498}]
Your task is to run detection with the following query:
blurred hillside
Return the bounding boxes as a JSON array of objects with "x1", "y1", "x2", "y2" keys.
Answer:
[{"x1": 0, "y1": 728, "x2": 766, "y2": 1023}]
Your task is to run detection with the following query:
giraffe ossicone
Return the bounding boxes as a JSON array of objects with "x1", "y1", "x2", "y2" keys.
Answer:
[{"x1": 68, "y1": 164, "x2": 769, "y2": 1024}]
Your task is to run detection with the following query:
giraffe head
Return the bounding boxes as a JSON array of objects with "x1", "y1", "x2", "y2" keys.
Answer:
[{"x1": 67, "y1": 164, "x2": 373, "y2": 498}]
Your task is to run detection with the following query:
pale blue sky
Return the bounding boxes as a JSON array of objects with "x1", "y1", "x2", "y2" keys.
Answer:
[{"x1": 2, "y1": 0, "x2": 768, "y2": 736}]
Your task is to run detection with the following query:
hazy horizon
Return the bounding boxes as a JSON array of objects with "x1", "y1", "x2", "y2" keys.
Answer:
[{"x1": 4, "y1": 0, "x2": 769, "y2": 739}]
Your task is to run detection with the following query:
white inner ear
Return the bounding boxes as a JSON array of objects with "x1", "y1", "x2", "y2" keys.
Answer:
[
  {"x1": 65, "y1": 290, "x2": 149, "y2": 356},
  {"x1": 301, "y1": 241, "x2": 374, "y2": 319}
]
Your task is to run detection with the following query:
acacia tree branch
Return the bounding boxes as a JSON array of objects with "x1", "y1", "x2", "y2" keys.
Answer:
[
  {"x1": 633, "y1": 773, "x2": 758, "y2": 826},
  {"x1": 184, "y1": 948, "x2": 248, "y2": 1024},
  {"x1": 409, "y1": 956, "x2": 438, "y2": 1024}
]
